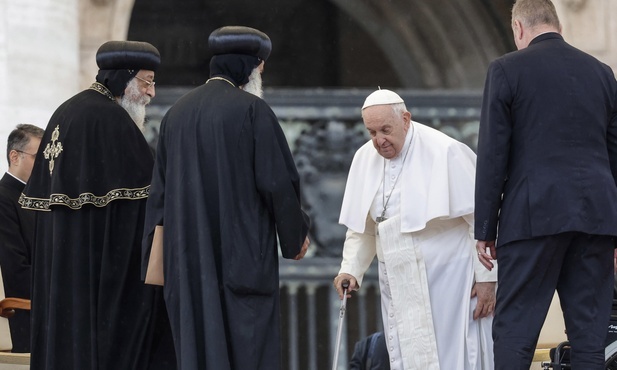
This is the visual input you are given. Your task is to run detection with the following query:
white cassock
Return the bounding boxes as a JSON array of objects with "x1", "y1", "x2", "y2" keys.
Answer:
[{"x1": 339, "y1": 121, "x2": 496, "y2": 370}]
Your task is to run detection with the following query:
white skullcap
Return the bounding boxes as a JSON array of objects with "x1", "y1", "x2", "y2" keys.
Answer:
[{"x1": 362, "y1": 89, "x2": 404, "y2": 110}]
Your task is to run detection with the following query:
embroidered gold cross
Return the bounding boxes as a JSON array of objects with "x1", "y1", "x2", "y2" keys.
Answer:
[{"x1": 43, "y1": 125, "x2": 63, "y2": 176}]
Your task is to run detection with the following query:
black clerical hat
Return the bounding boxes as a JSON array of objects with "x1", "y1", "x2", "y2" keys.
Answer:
[
  {"x1": 208, "y1": 26, "x2": 272, "y2": 61},
  {"x1": 96, "y1": 41, "x2": 161, "y2": 72}
]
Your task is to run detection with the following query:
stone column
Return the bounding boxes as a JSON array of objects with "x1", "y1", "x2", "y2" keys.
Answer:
[
  {"x1": 555, "y1": 0, "x2": 617, "y2": 73},
  {"x1": 79, "y1": 0, "x2": 134, "y2": 91},
  {"x1": 0, "y1": 0, "x2": 79, "y2": 172}
]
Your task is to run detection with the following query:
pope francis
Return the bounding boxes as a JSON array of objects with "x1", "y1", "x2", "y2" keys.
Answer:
[{"x1": 333, "y1": 89, "x2": 497, "y2": 370}]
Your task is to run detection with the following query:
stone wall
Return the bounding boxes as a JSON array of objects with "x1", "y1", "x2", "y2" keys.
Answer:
[
  {"x1": 555, "y1": 0, "x2": 617, "y2": 73},
  {"x1": 1, "y1": 0, "x2": 617, "y2": 172},
  {"x1": 0, "y1": 0, "x2": 79, "y2": 173}
]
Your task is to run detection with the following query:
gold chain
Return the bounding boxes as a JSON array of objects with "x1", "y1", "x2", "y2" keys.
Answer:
[{"x1": 206, "y1": 76, "x2": 236, "y2": 88}]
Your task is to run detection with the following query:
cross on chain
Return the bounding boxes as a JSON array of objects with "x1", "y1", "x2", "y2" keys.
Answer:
[{"x1": 43, "y1": 125, "x2": 64, "y2": 176}]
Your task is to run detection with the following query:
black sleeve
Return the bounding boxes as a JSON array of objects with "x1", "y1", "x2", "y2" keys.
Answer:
[{"x1": 252, "y1": 100, "x2": 310, "y2": 258}]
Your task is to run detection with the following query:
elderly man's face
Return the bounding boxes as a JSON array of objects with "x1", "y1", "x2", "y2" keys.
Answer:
[
  {"x1": 120, "y1": 70, "x2": 155, "y2": 130},
  {"x1": 128, "y1": 70, "x2": 155, "y2": 101},
  {"x1": 362, "y1": 105, "x2": 411, "y2": 159}
]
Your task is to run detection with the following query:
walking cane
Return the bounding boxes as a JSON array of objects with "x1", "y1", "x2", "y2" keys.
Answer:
[{"x1": 332, "y1": 280, "x2": 350, "y2": 370}]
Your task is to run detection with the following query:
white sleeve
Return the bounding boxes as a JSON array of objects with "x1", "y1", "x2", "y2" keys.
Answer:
[{"x1": 339, "y1": 215, "x2": 377, "y2": 287}]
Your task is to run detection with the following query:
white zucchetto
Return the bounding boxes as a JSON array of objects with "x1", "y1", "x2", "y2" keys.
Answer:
[{"x1": 362, "y1": 89, "x2": 405, "y2": 110}]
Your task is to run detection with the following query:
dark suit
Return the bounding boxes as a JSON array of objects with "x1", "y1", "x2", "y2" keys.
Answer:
[
  {"x1": 0, "y1": 172, "x2": 33, "y2": 352},
  {"x1": 476, "y1": 33, "x2": 617, "y2": 369},
  {"x1": 349, "y1": 332, "x2": 390, "y2": 370}
]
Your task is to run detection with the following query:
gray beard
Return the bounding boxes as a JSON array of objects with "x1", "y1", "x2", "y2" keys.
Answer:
[
  {"x1": 242, "y1": 68, "x2": 263, "y2": 98},
  {"x1": 119, "y1": 79, "x2": 150, "y2": 131}
]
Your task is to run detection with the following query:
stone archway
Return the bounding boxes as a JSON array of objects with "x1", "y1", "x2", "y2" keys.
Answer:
[
  {"x1": 123, "y1": 0, "x2": 514, "y2": 89},
  {"x1": 75, "y1": 0, "x2": 617, "y2": 90},
  {"x1": 328, "y1": 0, "x2": 514, "y2": 88}
]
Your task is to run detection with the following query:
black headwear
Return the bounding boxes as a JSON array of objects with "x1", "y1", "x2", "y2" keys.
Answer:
[
  {"x1": 208, "y1": 26, "x2": 271, "y2": 87},
  {"x1": 95, "y1": 40, "x2": 161, "y2": 97},
  {"x1": 208, "y1": 26, "x2": 272, "y2": 61}
]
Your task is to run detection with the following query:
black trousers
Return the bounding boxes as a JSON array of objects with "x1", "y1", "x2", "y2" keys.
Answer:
[{"x1": 493, "y1": 232, "x2": 614, "y2": 370}]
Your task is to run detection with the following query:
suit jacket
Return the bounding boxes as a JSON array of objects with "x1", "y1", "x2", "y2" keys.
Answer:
[
  {"x1": 0, "y1": 172, "x2": 33, "y2": 352},
  {"x1": 349, "y1": 332, "x2": 390, "y2": 370},
  {"x1": 475, "y1": 32, "x2": 617, "y2": 247}
]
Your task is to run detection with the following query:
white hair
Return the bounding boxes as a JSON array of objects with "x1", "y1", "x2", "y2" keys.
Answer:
[
  {"x1": 391, "y1": 102, "x2": 408, "y2": 118},
  {"x1": 119, "y1": 78, "x2": 151, "y2": 131}
]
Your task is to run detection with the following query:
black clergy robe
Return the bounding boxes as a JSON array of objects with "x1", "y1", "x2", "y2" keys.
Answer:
[
  {"x1": 142, "y1": 79, "x2": 310, "y2": 370},
  {"x1": 0, "y1": 172, "x2": 33, "y2": 353},
  {"x1": 21, "y1": 87, "x2": 176, "y2": 370}
]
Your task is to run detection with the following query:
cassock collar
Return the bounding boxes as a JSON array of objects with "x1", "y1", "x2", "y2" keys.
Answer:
[
  {"x1": 6, "y1": 171, "x2": 26, "y2": 185},
  {"x1": 529, "y1": 32, "x2": 563, "y2": 46},
  {"x1": 1, "y1": 172, "x2": 26, "y2": 194}
]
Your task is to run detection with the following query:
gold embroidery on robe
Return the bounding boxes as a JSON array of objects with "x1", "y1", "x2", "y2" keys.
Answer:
[
  {"x1": 19, "y1": 186, "x2": 150, "y2": 211},
  {"x1": 88, "y1": 82, "x2": 115, "y2": 101}
]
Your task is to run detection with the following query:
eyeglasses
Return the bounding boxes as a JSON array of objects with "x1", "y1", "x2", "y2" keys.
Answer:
[
  {"x1": 15, "y1": 150, "x2": 36, "y2": 158},
  {"x1": 134, "y1": 75, "x2": 156, "y2": 89}
]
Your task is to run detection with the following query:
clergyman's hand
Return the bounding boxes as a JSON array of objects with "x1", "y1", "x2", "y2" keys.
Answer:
[
  {"x1": 293, "y1": 237, "x2": 310, "y2": 260},
  {"x1": 476, "y1": 240, "x2": 497, "y2": 271},
  {"x1": 333, "y1": 273, "x2": 357, "y2": 300},
  {"x1": 471, "y1": 282, "x2": 496, "y2": 320}
]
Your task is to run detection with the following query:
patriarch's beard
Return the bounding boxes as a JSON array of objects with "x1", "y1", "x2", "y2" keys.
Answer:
[
  {"x1": 242, "y1": 67, "x2": 263, "y2": 98},
  {"x1": 119, "y1": 78, "x2": 151, "y2": 131}
]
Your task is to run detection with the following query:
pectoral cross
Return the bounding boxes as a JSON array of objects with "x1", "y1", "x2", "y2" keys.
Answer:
[
  {"x1": 376, "y1": 216, "x2": 388, "y2": 223},
  {"x1": 43, "y1": 125, "x2": 64, "y2": 176}
]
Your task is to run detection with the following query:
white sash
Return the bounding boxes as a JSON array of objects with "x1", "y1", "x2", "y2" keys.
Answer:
[{"x1": 378, "y1": 216, "x2": 439, "y2": 370}]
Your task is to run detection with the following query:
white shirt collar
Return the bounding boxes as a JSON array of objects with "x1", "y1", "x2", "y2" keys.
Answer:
[{"x1": 6, "y1": 171, "x2": 26, "y2": 185}]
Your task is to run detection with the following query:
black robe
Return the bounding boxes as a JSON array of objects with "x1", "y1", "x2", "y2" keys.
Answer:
[
  {"x1": 21, "y1": 87, "x2": 176, "y2": 370},
  {"x1": 0, "y1": 173, "x2": 33, "y2": 353},
  {"x1": 142, "y1": 79, "x2": 310, "y2": 370}
]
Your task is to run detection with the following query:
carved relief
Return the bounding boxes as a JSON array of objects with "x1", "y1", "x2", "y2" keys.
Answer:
[
  {"x1": 294, "y1": 120, "x2": 368, "y2": 257},
  {"x1": 563, "y1": 0, "x2": 587, "y2": 12},
  {"x1": 559, "y1": 0, "x2": 607, "y2": 53},
  {"x1": 91, "y1": 0, "x2": 112, "y2": 6}
]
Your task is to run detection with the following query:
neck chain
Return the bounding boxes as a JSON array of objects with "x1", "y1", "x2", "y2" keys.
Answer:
[
  {"x1": 89, "y1": 82, "x2": 115, "y2": 102},
  {"x1": 377, "y1": 124, "x2": 414, "y2": 223},
  {"x1": 206, "y1": 76, "x2": 236, "y2": 88}
]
